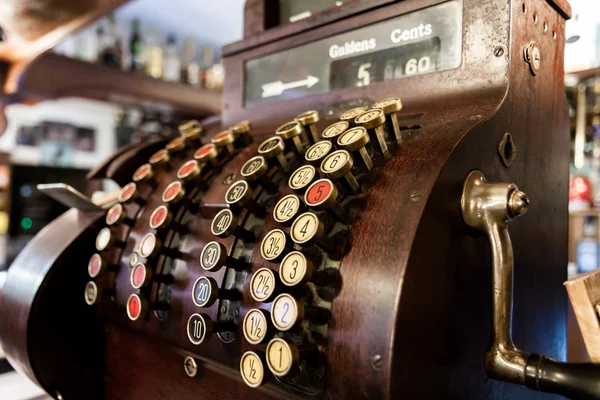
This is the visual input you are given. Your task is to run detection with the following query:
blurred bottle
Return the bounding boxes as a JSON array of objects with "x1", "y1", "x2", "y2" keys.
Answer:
[
  {"x1": 100, "y1": 15, "x2": 122, "y2": 67},
  {"x1": 75, "y1": 26, "x2": 99, "y2": 62},
  {"x1": 181, "y1": 39, "x2": 200, "y2": 87},
  {"x1": 159, "y1": 113, "x2": 177, "y2": 137},
  {"x1": 129, "y1": 19, "x2": 145, "y2": 72},
  {"x1": 200, "y1": 45, "x2": 214, "y2": 88},
  {"x1": 96, "y1": 24, "x2": 107, "y2": 60},
  {"x1": 163, "y1": 34, "x2": 181, "y2": 82},
  {"x1": 569, "y1": 175, "x2": 592, "y2": 212},
  {"x1": 145, "y1": 28, "x2": 163, "y2": 79},
  {"x1": 209, "y1": 59, "x2": 225, "y2": 92},
  {"x1": 577, "y1": 216, "x2": 599, "y2": 274},
  {"x1": 115, "y1": 110, "x2": 135, "y2": 148},
  {"x1": 140, "y1": 111, "x2": 163, "y2": 140}
]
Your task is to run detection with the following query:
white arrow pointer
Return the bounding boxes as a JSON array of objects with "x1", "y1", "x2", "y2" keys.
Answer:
[{"x1": 261, "y1": 75, "x2": 319, "y2": 98}]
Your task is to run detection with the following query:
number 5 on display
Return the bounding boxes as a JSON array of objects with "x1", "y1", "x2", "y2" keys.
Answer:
[{"x1": 356, "y1": 63, "x2": 371, "y2": 87}]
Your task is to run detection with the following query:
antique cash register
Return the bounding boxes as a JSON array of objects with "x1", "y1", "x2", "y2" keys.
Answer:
[{"x1": 2, "y1": 0, "x2": 599, "y2": 399}]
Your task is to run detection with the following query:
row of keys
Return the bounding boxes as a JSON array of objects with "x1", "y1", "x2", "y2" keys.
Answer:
[
  {"x1": 132, "y1": 118, "x2": 253, "y2": 189},
  {"x1": 187, "y1": 127, "x2": 259, "y2": 326},
  {"x1": 184, "y1": 117, "x2": 297, "y2": 345},
  {"x1": 128, "y1": 118, "x2": 257, "y2": 265},
  {"x1": 234, "y1": 138, "x2": 354, "y2": 207},
  {"x1": 88, "y1": 118, "x2": 254, "y2": 317},
  {"x1": 239, "y1": 118, "x2": 341, "y2": 366},
  {"x1": 339, "y1": 98, "x2": 403, "y2": 142},
  {"x1": 112, "y1": 120, "x2": 208, "y2": 318},
  {"x1": 272, "y1": 98, "x2": 402, "y2": 163},
  {"x1": 86, "y1": 191, "x2": 141, "y2": 305},
  {"x1": 187, "y1": 136, "x2": 252, "y2": 328},
  {"x1": 238, "y1": 99, "x2": 404, "y2": 388}
]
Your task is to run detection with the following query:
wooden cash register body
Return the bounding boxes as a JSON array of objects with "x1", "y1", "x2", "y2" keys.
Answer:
[{"x1": 0, "y1": 0, "x2": 572, "y2": 399}]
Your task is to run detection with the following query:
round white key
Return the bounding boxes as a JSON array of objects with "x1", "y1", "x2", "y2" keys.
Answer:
[
  {"x1": 260, "y1": 229, "x2": 287, "y2": 261},
  {"x1": 290, "y1": 212, "x2": 319, "y2": 245},
  {"x1": 240, "y1": 351, "x2": 265, "y2": 388},
  {"x1": 338, "y1": 127, "x2": 368, "y2": 147},
  {"x1": 243, "y1": 308, "x2": 269, "y2": 344},
  {"x1": 241, "y1": 156, "x2": 267, "y2": 179},
  {"x1": 279, "y1": 251, "x2": 308, "y2": 287},
  {"x1": 273, "y1": 194, "x2": 301, "y2": 225},
  {"x1": 288, "y1": 165, "x2": 316, "y2": 192},
  {"x1": 321, "y1": 150, "x2": 351, "y2": 175},
  {"x1": 305, "y1": 140, "x2": 332, "y2": 164},
  {"x1": 322, "y1": 121, "x2": 349, "y2": 140},
  {"x1": 96, "y1": 227, "x2": 112, "y2": 251},
  {"x1": 84, "y1": 281, "x2": 99, "y2": 305},
  {"x1": 271, "y1": 293, "x2": 299, "y2": 331},
  {"x1": 266, "y1": 338, "x2": 297, "y2": 377},
  {"x1": 250, "y1": 268, "x2": 277, "y2": 302}
]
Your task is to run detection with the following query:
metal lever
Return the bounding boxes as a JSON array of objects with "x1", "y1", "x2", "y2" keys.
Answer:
[{"x1": 461, "y1": 170, "x2": 600, "y2": 399}]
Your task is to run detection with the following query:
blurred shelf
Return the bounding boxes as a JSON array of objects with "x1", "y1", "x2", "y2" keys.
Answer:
[
  {"x1": 0, "y1": 0, "x2": 130, "y2": 64},
  {"x1": 0, "y1": 0, "x2": 224, "y2": 134},
  {"x1": 4, "y1": 53, "x2": 221, "y2": 117},
  {"x1": 565, "y1": 66, "x2": 600, "y2": 85},
  {"x1": 570, "y1": 209, "x2": 600, "y2": 217}
]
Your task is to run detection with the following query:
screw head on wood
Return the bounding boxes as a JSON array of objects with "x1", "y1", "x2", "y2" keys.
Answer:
[
  {"x1": 523, "y1": 42, "x2": 540, "y2": 76},
  {"x1": 184, "y1": 356, "x2": 198, "y2": 377},
  {"x1": 371, "y1": 354, "x2": 384, "y2": 370}
]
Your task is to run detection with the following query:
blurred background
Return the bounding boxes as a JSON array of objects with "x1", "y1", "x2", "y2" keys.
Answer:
[{"x1": 0, "y1": 0, "x2": 245, "y2": 275}]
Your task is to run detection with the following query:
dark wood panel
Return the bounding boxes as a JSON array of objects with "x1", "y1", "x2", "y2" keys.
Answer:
[
  {"x1": 105, "y1": 324, "x2": 284, "y2": 400},
  {"x1": 243, "y1": 0, "x2": 280, "y2": 38},
  {"x1": 4, "y1": 53, "x2": 221, "y2": 116},
  {"x1": 223, "y1": 0, "x2": 570, "y2": 56}
]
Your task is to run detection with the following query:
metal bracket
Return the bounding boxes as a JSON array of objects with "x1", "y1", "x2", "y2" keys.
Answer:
[{"x1": 37, "y1": 183, "x2": 103, "y2": 212}]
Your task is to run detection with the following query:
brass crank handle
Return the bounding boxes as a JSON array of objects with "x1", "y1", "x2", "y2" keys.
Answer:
[{"x1": 461, "y1": 170, "x2": 600, "y2": 399}]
